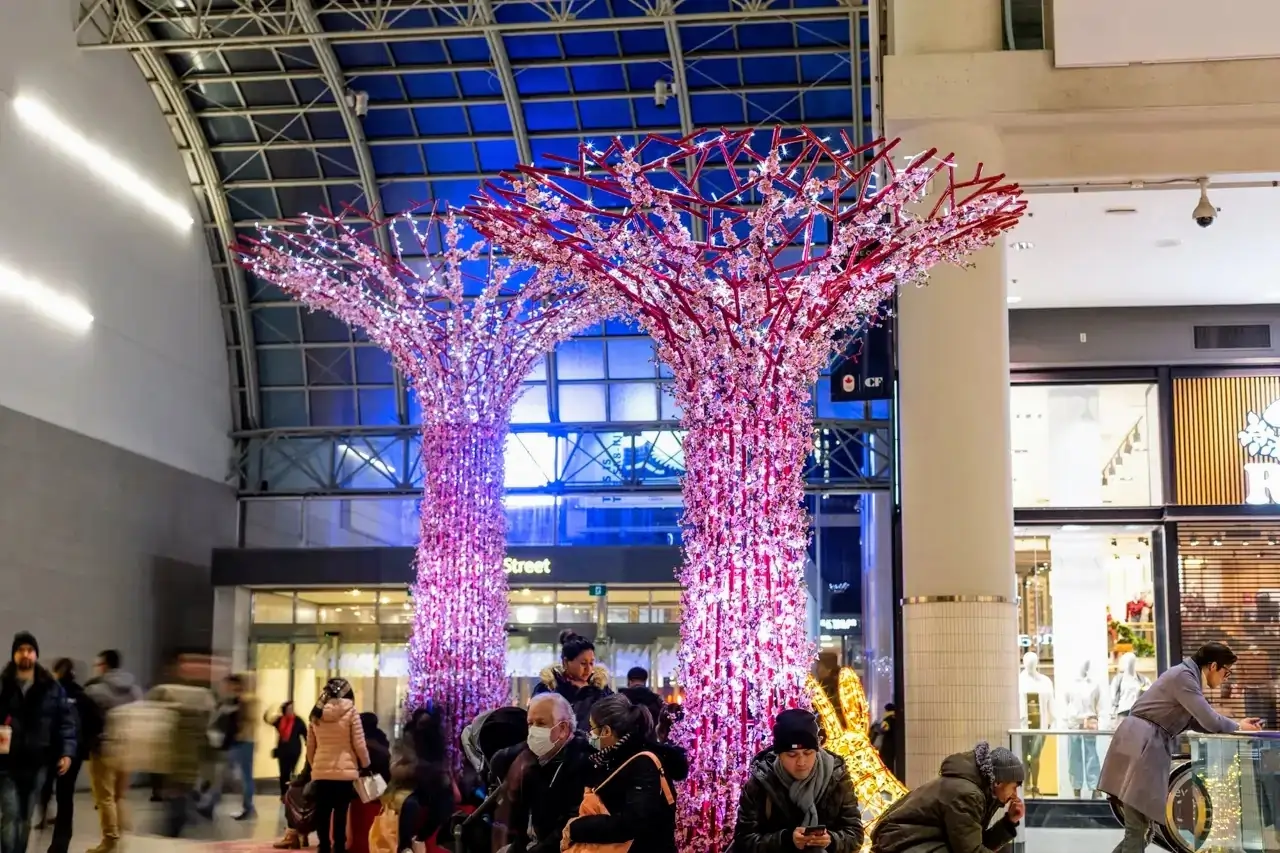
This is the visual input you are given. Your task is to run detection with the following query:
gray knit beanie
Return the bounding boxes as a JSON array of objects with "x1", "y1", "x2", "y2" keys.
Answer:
[{"x1": 974, "y1": 741, "x2": 1025, "y2": 785}]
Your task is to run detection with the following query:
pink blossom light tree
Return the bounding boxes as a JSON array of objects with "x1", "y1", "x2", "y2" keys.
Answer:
[
  {"x1": 236, "y1": 210, "x2": 610, "y2": 765},
  {"x1": 468, "y1": 127, "x2": 1026, "y2": 849}
]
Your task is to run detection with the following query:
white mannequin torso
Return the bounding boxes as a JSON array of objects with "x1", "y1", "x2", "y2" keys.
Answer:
[{"x1": 1019, "y1": 670, "x2": 1055, "y2": 728}]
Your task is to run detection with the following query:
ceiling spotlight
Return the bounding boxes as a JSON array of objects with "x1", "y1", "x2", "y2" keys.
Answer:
[
  {"x1": 1006, "y1": 295, "x2": 1023, "y2": 305},
  {"x1": 1010, "y1": 241, "x2": 1034, "y2": 251}
]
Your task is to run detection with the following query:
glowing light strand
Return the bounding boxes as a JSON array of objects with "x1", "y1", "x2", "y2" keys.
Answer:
[
  {"x1": 808, "y1": 668, "x2": 909, "y2": 853},
  {"x1": 234, "y1": 209, "x2": 610, "y2": 769},
  {"x1": 468, "y1": 126, "x2": 1026, "y2": 850}
]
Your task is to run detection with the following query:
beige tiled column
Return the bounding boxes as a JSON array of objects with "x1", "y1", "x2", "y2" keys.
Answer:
[{"x1": 895, "y1": 121, "x2": 1019, "y2": 786}]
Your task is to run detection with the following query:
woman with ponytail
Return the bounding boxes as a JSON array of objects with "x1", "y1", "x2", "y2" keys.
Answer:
[
  {"x1": 561, "y1": 695, "x2": 679, "y2": 853},
  {"x1": 533, "y1": 630, "x2": 612, "y2": 730}
]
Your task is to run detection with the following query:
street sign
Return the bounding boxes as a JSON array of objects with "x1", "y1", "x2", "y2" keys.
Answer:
[{"x1": 589, "y1": 584, "x2": 607, "y2": 597}]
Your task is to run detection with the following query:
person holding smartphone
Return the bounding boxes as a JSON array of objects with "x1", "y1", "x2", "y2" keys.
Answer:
[{"x1": 732, "y1": 709, "x2": 863, "y2": 852}]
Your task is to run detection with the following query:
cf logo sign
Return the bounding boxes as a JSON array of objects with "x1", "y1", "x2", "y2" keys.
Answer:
[{"x1": 864, "y1": 377, "x2": 884, "y2": 388}]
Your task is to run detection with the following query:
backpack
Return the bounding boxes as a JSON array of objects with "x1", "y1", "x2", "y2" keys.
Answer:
[{"x1": 70, "y1": 688, "x2": 103, "y2": 758}]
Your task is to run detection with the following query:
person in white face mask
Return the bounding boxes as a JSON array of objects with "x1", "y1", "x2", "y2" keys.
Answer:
[{"x1": 492, "y1": 694, "x2": 594, "y2": 853}]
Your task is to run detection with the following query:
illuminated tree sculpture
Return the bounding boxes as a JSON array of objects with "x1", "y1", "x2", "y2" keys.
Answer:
[
  {"x1": 236, "y1": 211, "x2": 608, "y2": 765},
  {"x1": 469, "y1": 127, "x2": 1026, "y2": 849}
]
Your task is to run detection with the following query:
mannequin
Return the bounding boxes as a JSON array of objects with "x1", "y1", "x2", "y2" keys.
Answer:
[
  {"x1": 1065, "y1": 660, "x2": 1102, "y2": 798},
  {"x1": 1125, "y1": 591, "x2": 1152, "y2": 623},
  {"x1": 1110, "y1": 651, "x2": 1150, "y2": 719},
  {"x1": 1019, "y1": 651, "x2": 1055, "y2": 795}
]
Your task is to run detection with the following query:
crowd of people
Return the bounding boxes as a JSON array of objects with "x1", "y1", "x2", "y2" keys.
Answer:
[{"x1": 0, "y1": 624, "x2": 1259, "y2": 853}]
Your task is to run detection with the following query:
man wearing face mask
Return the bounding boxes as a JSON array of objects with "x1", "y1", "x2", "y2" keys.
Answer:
[{"x1": 493, "y1": 693, "x2": 593, "y2": 853}]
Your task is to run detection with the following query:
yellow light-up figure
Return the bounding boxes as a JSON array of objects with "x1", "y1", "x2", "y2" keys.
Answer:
[{"x1": 807, "y1": 667, "x2": 909, "y2": 852}]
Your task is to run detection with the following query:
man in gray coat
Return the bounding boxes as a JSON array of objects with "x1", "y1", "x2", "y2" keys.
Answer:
[{"x1": 1098, "y1": 642, "x2": 1261, "y2": 852}]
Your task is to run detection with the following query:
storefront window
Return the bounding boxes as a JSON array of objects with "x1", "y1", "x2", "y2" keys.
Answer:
[
  {"x1": 1011, "y1": 383, "x2": 1162, "y2": 508},
  {"x1": 1179, "y1": 522, "x2": 1280, "y2": 726},
  {"x1": 1014, "y1": 526, "x2": 1159, "y2": 798}
]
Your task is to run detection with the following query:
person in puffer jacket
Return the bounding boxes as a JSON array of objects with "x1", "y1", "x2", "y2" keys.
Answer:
[
  {"x1": 733, "y1": 709, "x2": 863, "y2": 853},
  {"x1": 306, "y1": 678, "x2": 370, "y2": 853},
  {"x1": 869, "y1": 741, "x2": 1025, "y2": 853}
]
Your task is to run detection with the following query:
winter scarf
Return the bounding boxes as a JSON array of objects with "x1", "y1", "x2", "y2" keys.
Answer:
[{"x1": 774, "y1": 748, "x2": 837, "y2": 827}]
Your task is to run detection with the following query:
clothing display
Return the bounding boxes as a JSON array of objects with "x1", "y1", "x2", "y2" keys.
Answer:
[
  {"x1": 1124, "y1": 595, "x2": 1152, "y2": 624},
  {"x1": 1018, "y1": 653, "x2": 1054, "y2": 795},
  {"x1": 1065, "y1": 662, "x2": 1102, "y2": 796},
  {"x1": 1110, "y1": 652, "x2": 1150, "y2": 720}
]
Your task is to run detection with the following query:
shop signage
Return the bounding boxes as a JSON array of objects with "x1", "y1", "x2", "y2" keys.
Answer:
[
  {"x1": 1172, "y1": 375, "x2": 1280, "y2": 506},
  {"x1": 589, "y1": 584, "x2": 607, "y2": 597},
  {"x1": 819, "y1": 618, "x2": 860, "y2": 631},
  {"x1": 1240, "y1": 401, "x2": 1280, "y2": 504},
  {"x1": 503, "y1": 557, "x2": 551, "y2": 575},
  {"x1": 1018, "y1": 632, "x2": 1053, "y2": 648}
]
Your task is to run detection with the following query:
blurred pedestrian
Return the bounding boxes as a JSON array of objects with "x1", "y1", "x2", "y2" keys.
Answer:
[
  {"x1": 148, "y1": 651, "x2": 217, "y2": 838},
  {"x1": 0, "y1": 632, "x2": 76, "y2": 853},
  {"x1": 392, "y1": 707, "x2": 455, "y2": 853},
  {"x1": 265, "y1": 701, "x2": 307, "y2": 797},
  {"x1": 307, "y1": 678, "x2": 370, "y2": 853},
  {"x1": 83, "y1": 649, "x2": 141, "y2": 853},
  {"x1": 40, "y1": 658, "x2": 89, "y2": 853}
]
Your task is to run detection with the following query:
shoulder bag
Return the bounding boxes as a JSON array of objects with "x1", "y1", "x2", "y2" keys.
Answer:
[{"x1": 561, "y1": 751, "x2": 676, "y2": 853}]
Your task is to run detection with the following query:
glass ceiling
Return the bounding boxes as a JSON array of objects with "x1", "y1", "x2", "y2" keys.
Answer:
[{"x1": 76, "y1": 0, "x2": 874, "y2": 434}]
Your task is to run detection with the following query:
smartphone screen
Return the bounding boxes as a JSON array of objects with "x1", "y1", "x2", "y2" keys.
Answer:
[{"x1": 804, "y1": 826, "x2": 827, "y2": 836}]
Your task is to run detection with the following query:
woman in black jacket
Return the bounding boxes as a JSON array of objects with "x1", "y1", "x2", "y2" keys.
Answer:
[
  {"x1": 564, "y1": 694, "x2": 678, "y2": 853},
  {"x1": 265, "y1": 701, "x2": 308, "y2": 797},
  {"x1": 733, "y1": 709, "x2": 863, "y2": 853},
  {"x1": 533, "y1": 631, "x2": 612, "y2": 730}
]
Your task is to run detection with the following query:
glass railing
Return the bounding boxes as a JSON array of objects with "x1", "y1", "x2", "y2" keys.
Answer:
[
  {"x1": 1008, "y1": 729, "x2": 1115, "y2": 800},
  {"x1": 1012, "y1": 731, "x2": 1280, "y2": 853}
]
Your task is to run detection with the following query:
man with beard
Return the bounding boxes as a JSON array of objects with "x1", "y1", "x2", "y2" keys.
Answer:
[{"x1": 0, "y1": 632, "x2": 76, "y2": 853}]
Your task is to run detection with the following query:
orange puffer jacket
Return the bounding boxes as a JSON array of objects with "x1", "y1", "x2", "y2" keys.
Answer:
[{"x1": 306, "y1": 698, "x2": 370, "y2": 781}]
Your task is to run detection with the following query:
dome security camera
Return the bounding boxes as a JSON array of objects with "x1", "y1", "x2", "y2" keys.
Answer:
[
  {"x1": 654, "y1": 78, "x2": 674, "y2": 109},
  {"x1": 1193, "y1": 178, "x2": 1217, "y2": 228}
]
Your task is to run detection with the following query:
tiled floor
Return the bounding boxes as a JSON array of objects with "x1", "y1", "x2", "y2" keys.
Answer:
[
  {"x1": 35, "y1": 792, "x2": 287, "y2": 852},
  {"x1": 39, "y1": 791, "x2": 1124, "y2": 851}
]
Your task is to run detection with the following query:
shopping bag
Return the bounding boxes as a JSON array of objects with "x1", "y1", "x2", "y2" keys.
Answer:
[
  {"x1": 354, "y1": 773, "x2": 389, "y2": 804},
  {"x1": 369, "y1": 807, "x2": 398, "y2": 853}
]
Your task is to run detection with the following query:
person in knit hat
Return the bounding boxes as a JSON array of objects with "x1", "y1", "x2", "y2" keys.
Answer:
[
  {"x1": 732, "y1": 708, "x2": 864, "y2": 851},
  {"x1": 870, "y1": 741, "x2": 1024, "y2": 853},
  {"x1": 0, "y1": 631, "x2": 77, "y2": 853}
]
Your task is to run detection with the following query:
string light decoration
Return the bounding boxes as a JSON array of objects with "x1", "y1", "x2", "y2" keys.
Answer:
[
  {"x1": 235, "y1": 209, "x2": 609, "y2": 767},
  {"x1": 1198, "y1": 752, "x2": 1241, "y2": 853},
  {"x1": 469, "y1": 126, "x2": 1025, "y2": 849},
  {"x1": 808, "y1": 667, "x2": 908, "y2": 852}
]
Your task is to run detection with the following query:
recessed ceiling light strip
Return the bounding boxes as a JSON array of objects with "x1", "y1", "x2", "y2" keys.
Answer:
[
  {"x1": 10, "y1": 95, "x2": 194, "y2": 231},
  {"x1": 0, "y1": 262, "x2": 94, "y2": 333}
]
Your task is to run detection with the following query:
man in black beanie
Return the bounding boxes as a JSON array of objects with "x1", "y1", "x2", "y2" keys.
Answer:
[{"x1": 0, "y1": 631, "x2": 76, "y2": 853}]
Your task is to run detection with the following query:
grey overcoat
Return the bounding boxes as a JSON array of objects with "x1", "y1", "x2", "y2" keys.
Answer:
[{"x1": 1097, "y1": 657, "x2": 1239, "y2": 822}]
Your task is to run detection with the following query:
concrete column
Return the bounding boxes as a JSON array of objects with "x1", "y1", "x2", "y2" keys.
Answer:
[
  {"x1": 1046, "y1": 387, "x2": 1103, "y2": 506},
  {"x1": 889, "y1": 0, "x2": 1003, "y2": 57},
  {"x1": 897, "y1": 122, "x2": 1019, "y2": 786},
  {"x1": 862, "y1": 491, "x2": 895, "y2": 717}
]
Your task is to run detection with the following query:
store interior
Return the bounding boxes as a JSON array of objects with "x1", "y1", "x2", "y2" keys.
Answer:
[
  {"x1": 1013, "y1": 526, "x2": 1159, "y2": 797},
  {"x1": 1010, "y1": 383, "x2": 1162, "y2": 508}
]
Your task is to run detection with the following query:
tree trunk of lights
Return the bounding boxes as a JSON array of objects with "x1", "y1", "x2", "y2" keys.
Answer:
[
  {"x1": 408, "y1": 418, "x2": 510, "y2": 769},
  {"x1": 677, "y1": 375, "x2": 813, "y2": 850}
]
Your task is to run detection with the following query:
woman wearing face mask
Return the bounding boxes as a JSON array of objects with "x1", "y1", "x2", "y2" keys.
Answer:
[
  {"x1": 562, "y1": 695, "x2": 679, "y2": 853},
  {"x1": 533, "y1": 631, "x2": 612, "y2": 730},
  {"x1": 733, "y1": 709, "x2": 863, "y2": 852}
]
